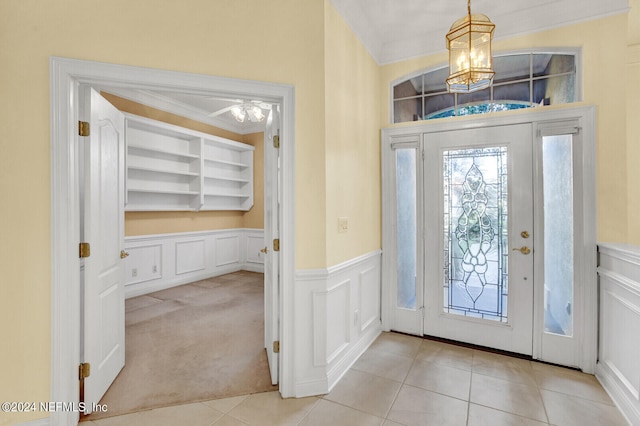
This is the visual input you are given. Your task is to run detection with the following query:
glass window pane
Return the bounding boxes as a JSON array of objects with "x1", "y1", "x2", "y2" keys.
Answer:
[
  {"x1": 423, "y1": 67, "x2": 449, "y2": 94},
  {"x1": 424, "y1": 93, "x2": 455, "y2": 118},
  {"x1": 533, "y1": 54, "x2": 575, "y2": 77},
  {"x1": 394, "y1": 98, "x2": 422, "y2": 123},
  {"x1": 533, "y1": 74, "x2": 575, "y2": 105},
  {"x1": 493, "y1": 54, "x2": 531, "y2": 84},
  {"x1": 396, "y1": 148, "x2": 417, "y2": 309},
  {"x1": 394, "y1": 79, "x2": 421, "y2": 98},
  {"x1": 542, "y1": 135, "x2": 574, "y2": 336},
  {"x1": 493, "y1": 81, "x2": 530, "y2": 103},
  {"x1": 443, "y1": 147, "x2": 508, "y2": 322}
]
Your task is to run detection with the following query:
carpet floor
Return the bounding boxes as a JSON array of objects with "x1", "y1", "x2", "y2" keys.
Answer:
[{"x1": 84, "y1": 271, "x2": 277, "y2": 420}]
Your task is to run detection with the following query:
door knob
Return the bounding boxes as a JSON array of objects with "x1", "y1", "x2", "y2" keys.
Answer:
[
  {"x1": 260, "y1": 247, "x2": 268, "y2": 254},
  {"x1": 512, "y1": 246, "x2": 531, "y2": 255},
  {"x1": 120, "y1": 250, "x2": 129, "y2": 259}
]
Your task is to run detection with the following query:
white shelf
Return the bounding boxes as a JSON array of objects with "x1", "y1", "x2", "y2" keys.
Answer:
[{"x1": 124, "y1": 113, "x2": 254, "y2": 212}]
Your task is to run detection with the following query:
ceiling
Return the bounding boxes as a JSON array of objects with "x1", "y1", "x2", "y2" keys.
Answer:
[
  {"x1": 103, "y1": 1, "x2": 629, "y2": 133},
  {"x1": 330, "y1": 0, "x2": 629, "y2": 65}
]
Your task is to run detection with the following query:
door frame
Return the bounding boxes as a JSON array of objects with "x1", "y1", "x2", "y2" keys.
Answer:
[
  {"x1": 50, "y1": 57, "x2": 296, "y2": 425},
  {"x1": 381, "y1": 105, "x2": 597, "y2": 372}
]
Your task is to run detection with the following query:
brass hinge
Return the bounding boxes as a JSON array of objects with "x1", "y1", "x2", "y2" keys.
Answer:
[
  {"x1": 79, "y1": 363, "x2": 91, "y2": 380},
  {"x1": 79, "y1": 242, "x2": 91, "y2": 258},
  {"x1": 273, "y1": 134, "x2": 280, "y2": 149},
  {"x1": 273, "y1": 238, "x2": 280, "y2": 252},
  {"x1": 273, "y1": 341, "x2": 280, "y2": 353},
  {"x1": 78, "y1": 121, "x2": 90, "y2": 137}
]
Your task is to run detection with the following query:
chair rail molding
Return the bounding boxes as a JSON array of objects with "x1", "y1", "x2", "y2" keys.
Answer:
[{"x1": 596, "y1": 242, "x2": 640, "y2": 426}]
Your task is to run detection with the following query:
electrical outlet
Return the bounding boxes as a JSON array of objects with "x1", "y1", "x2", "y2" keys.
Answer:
[
  {"x1": 132, "y1": 268, "x2": 138, "y2": 278},
  {"x1": 152, "y1": 265, "x2": 157, "y2": 273},
  {"x1": 339, "y1": 217, "x2": 349, "y2": 233},
  {"x1": 353, "y1": 310, "x2": 359, "y2": 326}
]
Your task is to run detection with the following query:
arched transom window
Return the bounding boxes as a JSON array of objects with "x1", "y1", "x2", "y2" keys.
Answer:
[{"x1": 392, "y1": 50, "x2": 580, "y2": 123}]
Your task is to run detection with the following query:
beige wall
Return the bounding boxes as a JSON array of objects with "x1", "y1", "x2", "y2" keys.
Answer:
[
  {"x1": 324, "y1": 1, "x2": 381, "y2": 266},
  {"x1": 379, "y1": 13, "x2": 631, "y2": 244},
  {"x1": 628, "y1": 0, "x2": 640, "y2": 242}
]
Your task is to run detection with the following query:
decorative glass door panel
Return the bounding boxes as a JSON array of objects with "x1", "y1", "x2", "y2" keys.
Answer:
[
  {"x1": 443, "y1": 147, "x2": 508, "y2": 322},
  {"x1": 423, "y1": 124, "x2": 534, "y2": 355}
]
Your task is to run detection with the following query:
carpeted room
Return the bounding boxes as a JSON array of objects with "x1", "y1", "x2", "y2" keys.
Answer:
[{"x1": 84, "y1": 271, "x2": 276, "y2": 421}]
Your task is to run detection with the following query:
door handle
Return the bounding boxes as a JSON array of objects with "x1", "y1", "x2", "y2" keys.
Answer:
[
  {"x1": 260, "y1": 247, "x2": 268, "y2": 254},
  {"x1": 120, "y1": 250, "x2": 129, "y2": 259},
  {"x1": 512, "y1": 246, "x2": 531, "y2": 255}
]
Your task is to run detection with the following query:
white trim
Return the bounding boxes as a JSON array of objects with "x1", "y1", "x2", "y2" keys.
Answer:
[{"x1": 50, "y1": 57, "x2": 296, "y2": 425}]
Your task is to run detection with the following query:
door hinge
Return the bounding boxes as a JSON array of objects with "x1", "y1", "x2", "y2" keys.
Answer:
[
  {"x1": 422, "y1": 149, "x2": 425, "y2": 161},
  {"x1": 273, "y1": 341, "x2": 280, "y2": 353},
  {"x1": 79, "y1": 363, "x2": 91, "y2": 380},
  {"x1": 79, "y1": 242, "x2": 91, "y2": 258},
  {"x1": 273, "y1": 238, "x2": 280, "y2": 252},
  {"x1": 273, "y1": 134, "x2": 280, "y2": 149},
  {"x1": 78, "y1": 121, "x2": 90, "y2": 137}
]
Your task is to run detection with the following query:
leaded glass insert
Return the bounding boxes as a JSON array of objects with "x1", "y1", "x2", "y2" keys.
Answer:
[
  {"x1": 396, "y1": 148, "x2": 417, "y2": 309},
  {"x1": 443, "y1": 147, "x2": 508, "y2": 321}
]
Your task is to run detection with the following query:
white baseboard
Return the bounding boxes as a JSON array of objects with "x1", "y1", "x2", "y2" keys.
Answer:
[
  {"x1": 124, "y1": 229, "x2": 264, "y2": 298},
  {"x1": 294, "y1": 250, "x2": 382, "y2": 397}
]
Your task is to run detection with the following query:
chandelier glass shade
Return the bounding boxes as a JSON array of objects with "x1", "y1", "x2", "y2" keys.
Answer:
[
  {"x1": 446, "y1": 1, "x2": 495, "y2": 93},
  {"x1": 230, "y1": 104, "x2": 265, "y2": 123}
]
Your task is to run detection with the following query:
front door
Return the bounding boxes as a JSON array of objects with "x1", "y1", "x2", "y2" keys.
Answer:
[{"x1": 422, "y1": 124, "x2": 534, "y2": 355}]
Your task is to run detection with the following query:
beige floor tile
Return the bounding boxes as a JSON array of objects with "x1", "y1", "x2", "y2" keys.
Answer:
[
  {"x1": 226, "y1": 391, "x2": 318, "y2": 426},
  {"x1": 352, "y1": 347, "x2": 414, "y2": 382},
  {"x1": 86, "y1": 412, "x2": 143, "y2": 426},
  {"x1": 387, "y1": 384, "x2": 468, "y2": 426},
  {"x1": 368, "y1": 332, "x2": 423, "y2": 358},
  {"x1": 202, "y1": 395, "x2": 248, "y2": 414},
  {"x1": 404, "y1": 358, "x2": 471, "y2": 400},
  {"x1": 298, "y1": 399, "x2": 384, "y2": 426},
  {"x1": 382, "y1": 421, "x2": 406, "y2": 426},
  {"x1": 212, "y1": 414, "x2": 251, "y2": 425},
  {"x1": 472, "y1": 350, "x2": 537, "y2": 386},
  {"x1": 116, "y1": 402, "x2": 224, "y2": 426},
  {"x1": 470, "y1": 374, "x2": 548, "y2": 423},
  {"x1": 415, "y1": 339, "x2": 474, "y2": 371},
  {"x1": 323, "y1": 369, "x2": 402, "y2": 418},
  {"x1": 467, "y1": 403, "x2": 548, "y2": 426},
  {"x1": 540, "y1": 389, "x2": 628, "y2": 426},
  {"x1": 532, "y1": 362, "x2": 614, "y2": 404}
]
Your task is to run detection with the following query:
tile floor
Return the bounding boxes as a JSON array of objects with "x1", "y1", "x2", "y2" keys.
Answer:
[{"x1": 85, "y1": 332, "x2": 628, "y2": 426}]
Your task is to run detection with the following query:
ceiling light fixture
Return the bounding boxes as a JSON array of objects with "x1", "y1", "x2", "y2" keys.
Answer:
[
  {"x1": 446, "y1": 0, "x2": 495, "y2": 93},
  {"x1": 230, "y1": 103, "x2": 265, "y2": 123}
]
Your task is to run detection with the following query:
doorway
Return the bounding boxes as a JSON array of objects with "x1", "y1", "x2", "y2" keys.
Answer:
[
  {"x1": 50, "y1": 57, "x2": 296, "y2": 425},
  {"x1": 381, "y1": 107, "x2": 597, "y2": 372}
]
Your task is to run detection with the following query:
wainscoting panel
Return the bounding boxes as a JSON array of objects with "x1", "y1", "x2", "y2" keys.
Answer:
[
  {"x1": 245, "y1": 233, "x2": 265, "y2": 272},
  {"x1": 597, "y1": 243, "x2": 640, "y2": 426},
  {"x1": 175, "y1": 239, "x2": 206, "y2": 275},
  {"x1": 123, "y1": 229, "x2": 263, "y2": 298},
  {"x1": 294, "y1": 250, "x2": 382, "y2": 397}
]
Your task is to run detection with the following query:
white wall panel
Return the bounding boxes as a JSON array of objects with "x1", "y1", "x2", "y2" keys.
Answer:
[
  {"x1": 597, "y1": 243, "x2": 640, "y2": 426},
  {"x1": 175, "y1": 239, "x2": 206, "y2": 275},
  {"x1": 123, "y1": 229, "x2": 263, "y2": 298},
  {"x1": 215, "y1": 235, "x2": 240, "y2": 267},
  {"x1": 294, "y1": 250, "x2": 382, "y2": 397}
]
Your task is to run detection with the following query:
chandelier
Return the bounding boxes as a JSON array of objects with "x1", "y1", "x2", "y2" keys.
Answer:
[
  {"x1": 230, "y1": 103, "x2": 265, "y2": 123},
  {"x1": 446, "y1": 0, "x2": 495, "y2": 93}
]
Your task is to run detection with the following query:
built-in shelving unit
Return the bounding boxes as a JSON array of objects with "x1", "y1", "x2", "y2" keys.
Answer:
[{"x1": 124, "y1": 113, "x2": 254, "y2": 211}]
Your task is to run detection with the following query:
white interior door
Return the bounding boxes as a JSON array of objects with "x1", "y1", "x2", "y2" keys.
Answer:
[
  {"x1": 82, "y1": 88, "x2": 126, "y2": 411},
  {"x1": 263, "y1": 105, "x2": 280, "y2": 384},
  {"x1": 423, "y1": 124, "x2": 534, "y2": 355}
]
